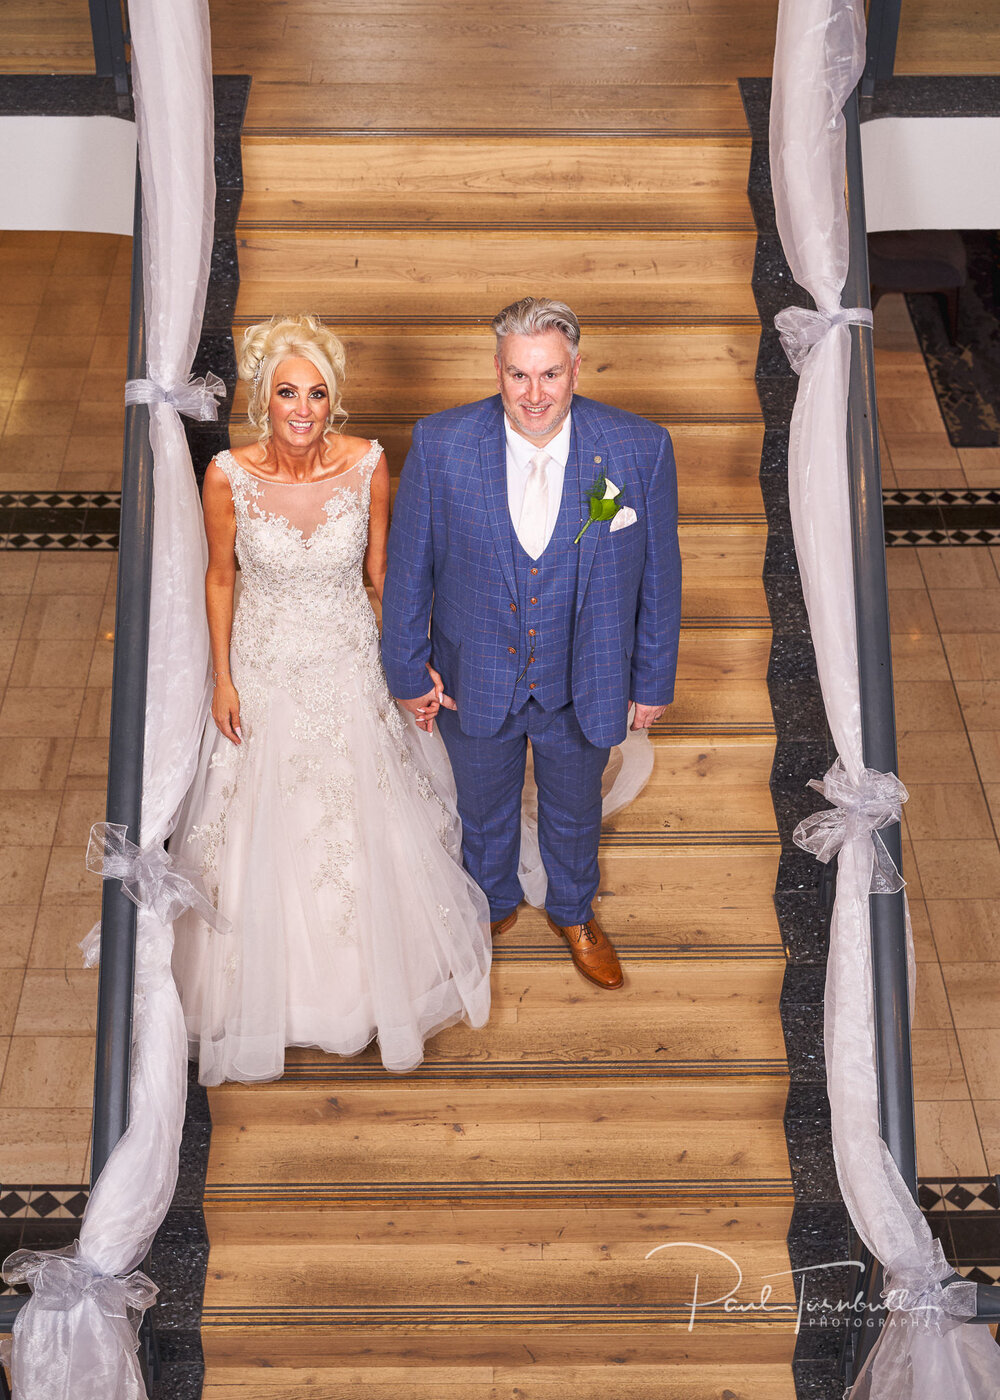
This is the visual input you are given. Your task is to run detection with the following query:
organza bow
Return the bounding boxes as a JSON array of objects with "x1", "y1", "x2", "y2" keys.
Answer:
[
  {"x1": 882, "y1": 1240, "x2": 977, "y2": 1334},
  {"x1": 86, "y1": 821, "x2": 230, "y2": 932},
  {"x1": 1, "y1": 1242, "x2": 157, "y2": 1396},
  {"x1": 774, "y1": 305, "x2": 874, "y2": 373},
  {"x1": 2, "y1": 1242, "x2": 157, "y2": 1325},
  {"x1": 124, "y1": 371, "x2": 225, "y2": 421},
  {"x1": 793, "y1": 758, "x2": 908, "y2": 893}
]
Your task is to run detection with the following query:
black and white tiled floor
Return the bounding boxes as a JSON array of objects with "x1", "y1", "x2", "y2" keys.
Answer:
[
  {"x1": 0, "y1": 492, "x2": 120, "y2": 551},
  {"x1": 884, "y1": 488, "x2": 1000, "y2": 546},
  {"x1": 5, "y1": 484, "x2": 1000, "y2": 550}
]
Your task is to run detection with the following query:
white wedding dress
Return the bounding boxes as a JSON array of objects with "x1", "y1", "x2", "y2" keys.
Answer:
[{"x1": 171, "y1": 441, "x2": 492, "y2": 1084}]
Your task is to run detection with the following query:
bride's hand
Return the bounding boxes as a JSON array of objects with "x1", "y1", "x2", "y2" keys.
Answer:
[{"x1": 212, "y1": 678, "x2": 243, "y2": 745}]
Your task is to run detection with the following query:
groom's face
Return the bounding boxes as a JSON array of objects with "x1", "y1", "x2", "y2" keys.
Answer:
[{"x1": 495, "y1": 329, "x2": 581, "y2": 445}]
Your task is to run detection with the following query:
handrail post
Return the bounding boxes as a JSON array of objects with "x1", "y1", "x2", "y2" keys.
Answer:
[
  {"x1": 90, "y1": 169, "x2": 154, "y2": 1185},
  {"x1": 88, "y1": 0, "x2": 130, "y2": 99},
  {"x1": 862, "y1": 0, "x2": 902, "y2": 99}
]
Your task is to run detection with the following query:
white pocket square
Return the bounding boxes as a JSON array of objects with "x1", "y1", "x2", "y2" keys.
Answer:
[{"x1": 609, "y1": 507, "x2": 637, "y2": 533}]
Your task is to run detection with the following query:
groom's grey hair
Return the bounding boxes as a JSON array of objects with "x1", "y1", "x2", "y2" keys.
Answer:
[{"x1": 491, "y1": 297, "x2": 581, "y2": 355}]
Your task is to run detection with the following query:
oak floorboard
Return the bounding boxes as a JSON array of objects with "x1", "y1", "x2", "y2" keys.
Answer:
[
  {"x1": 239, "y1": 136, "x2": 753, "y2": 230},
  {"x1": 239, "y1": 83, "x2": 753, "y2": 138},
  {"x1": 204, "y1": 956, "x2": 788, "y2": 1081},
  {"x1": 202, "y1": 1366, "x2": 798, "y2": 1400},
  {"x1": 606, "y1": 735, "x2": 776, "y2": 839},
  {"x1": 199, "y1": 1204, "x2": 797, "y2": 1314},
  {"x1": 201, "y1": 1325, "x2": 797, "y2": 1368},
  {"x1": 227, "y1": 328, "x2": 763, "y2": 420},
  {"x1": 206, "y1": 1079, "x2": 790, "y2": 1190},
  {"x1": 510, "y1": 844, "x2": 782, "y2": 950},
  {"x1": 236, "y1": 229, "x2": 758, "y2": 323}
]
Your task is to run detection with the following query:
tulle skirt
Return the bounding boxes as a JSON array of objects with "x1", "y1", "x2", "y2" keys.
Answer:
[{"x1": 171, "y1": 651, "x2": 492, "y2": 1084}]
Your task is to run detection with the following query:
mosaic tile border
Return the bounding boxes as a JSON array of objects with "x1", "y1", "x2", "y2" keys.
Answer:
[
  {"x1": 0, "y1": 1186, "x2": 89, "y2": 1220},
  {"x1": 0, "y1": 494, "x2": 121, "y2": 550},
  {"x1": 0, "y1": 492, "x2": 120, "y2": 509},
  {"x1": 883, "y1": 488, "x2": 1000, "y2": 547},
  {"x1": 3, "y1": 533, "x2": 119, "y2": 551}
]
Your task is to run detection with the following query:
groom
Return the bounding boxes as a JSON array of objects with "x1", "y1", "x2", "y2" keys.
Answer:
[{"x1": 381, "y1": 297, "x2": 681, "y2": 990}]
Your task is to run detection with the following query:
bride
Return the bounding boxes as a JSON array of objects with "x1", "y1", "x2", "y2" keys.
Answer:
[{"x1": 172, "y1": 314, "x2": 492, "y2": 1084}]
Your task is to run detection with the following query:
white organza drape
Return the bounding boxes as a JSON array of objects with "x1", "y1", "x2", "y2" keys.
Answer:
[
  {"x1": 771, "y1": 1, "x2": 1000, "y2": 1394},
  {"x1": 1, "y1": 2, "x2": 215, "y2": 1396}
]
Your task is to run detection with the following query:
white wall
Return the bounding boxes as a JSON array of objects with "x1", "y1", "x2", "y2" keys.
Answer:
[
  {"x1": 0, "y1": 115, "x2": 136, "y2": 234},
  {"x1": 862, "y1": 116, "x2": 1000, "y2": 232}
]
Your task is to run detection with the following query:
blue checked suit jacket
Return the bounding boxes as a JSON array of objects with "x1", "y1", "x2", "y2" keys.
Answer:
[{"x1": 381, "y1": 393, "x2": 681, "y2": 748}]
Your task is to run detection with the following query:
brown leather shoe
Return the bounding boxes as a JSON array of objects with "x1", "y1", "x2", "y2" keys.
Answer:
[
  {"x1": 490, "y1": 910, "x2": 518, "y2": 938},
  {"x1": 546, "y1": 915, "x2": 624, "y2": 990}
]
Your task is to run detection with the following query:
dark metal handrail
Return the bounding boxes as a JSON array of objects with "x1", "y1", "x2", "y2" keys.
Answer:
[
  {"x1": 92, "y1": 168, "x2": 153, "y2": 1183},
  {"x1": 862, "y1": 0, "x2": 902, "y2": 99},
  {"x1": 0, "y1": 171, "x2": 150, "y2": 1344},
  {"x1": 840, "y1": 85, "x2": 1000, "y2": 1379}
]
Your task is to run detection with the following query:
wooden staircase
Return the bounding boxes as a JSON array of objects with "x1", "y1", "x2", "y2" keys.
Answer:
[{"x1": 206, "y1": 35, "x2": 795, "y2": 1399}]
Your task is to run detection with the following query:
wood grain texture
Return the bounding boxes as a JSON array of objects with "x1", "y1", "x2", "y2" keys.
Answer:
[
  {"x1": 236, "y1": 228, "x2": 758, "y2": 323},
  {"x1": 240, "y1": 135, "x2": 754, "y2": 231},
  {"x1": 206, "y1": 1078, "x2": 790, "y2": 1188},
  {"x1": 228, "y1": 328, "x2": 763, "y2": 419}
]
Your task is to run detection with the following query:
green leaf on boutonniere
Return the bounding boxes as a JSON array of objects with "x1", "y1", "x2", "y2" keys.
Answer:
[{"x1": 574, "y1": 474, "x2": 622, "y2": 544}]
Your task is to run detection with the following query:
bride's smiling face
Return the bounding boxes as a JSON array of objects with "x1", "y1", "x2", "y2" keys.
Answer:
[{"x1": 268, "y1": 357, "x2": 330, "y2": 448}]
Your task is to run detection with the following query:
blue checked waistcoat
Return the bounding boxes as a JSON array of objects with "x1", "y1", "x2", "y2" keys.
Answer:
[{"x1": 381, "y1": 393, "x2": 682, "y2": 748}]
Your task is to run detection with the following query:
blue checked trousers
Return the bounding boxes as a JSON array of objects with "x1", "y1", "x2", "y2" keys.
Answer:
[{"x1": 437, "y1": 698, "x2": 610, "y2": 926}]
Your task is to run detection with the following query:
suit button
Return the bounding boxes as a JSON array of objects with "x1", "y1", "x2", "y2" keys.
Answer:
[
  {"x1": 528, "y1": 628, "x2": 536, "y2": 637},
  {"x1": 530, "y1": 567, "x2": 539, "y2": 576},
  {"x1": 529, "y1": 682, "x2": 537, "y2": 689},
  {"x1": 510, "y1": 603, "x2": 517, "y2": 613},
  {"x1": 530, "y1": 597, "x2": 538, "y2": 605},
  {"x1": 508, "y1": 646, "x2": 516, "y2": 655}
]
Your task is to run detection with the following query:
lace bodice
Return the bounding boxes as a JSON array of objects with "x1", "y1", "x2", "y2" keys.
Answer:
[
  {"x1": 216, "y1": 442, "x2": 387, "y2": 729},
  {"x1": 218, "y1": 442, "x2": 382, "y2": 621}
]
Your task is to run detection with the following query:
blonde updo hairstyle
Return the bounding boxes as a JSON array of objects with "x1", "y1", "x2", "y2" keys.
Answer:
[{"x1": 239, "y1": 314, "x2": 348, "y2": 440}]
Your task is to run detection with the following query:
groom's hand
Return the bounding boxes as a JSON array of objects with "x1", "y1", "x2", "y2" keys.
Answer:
[
  {"x1": 630, "y1": 701, "x2": 666, "y2": 730},
  {"x1": 399, "y1": 665, "x2": 456, "y2": 734}
]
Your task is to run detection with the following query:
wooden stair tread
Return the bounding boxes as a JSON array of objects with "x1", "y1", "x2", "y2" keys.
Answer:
[
  {"x1": 238, "y1": 194, "x2": 755, "y2": 233},
  {"x1": 240, "y1": 135, "x2": 753, "y2": 230},
  {"x1": 199, "y1": 1203, "x2": 797, "y2": 1318},
  {"x1": 202, "y1": 1366, "x2": 797, "y2": 1400},
  {"x1": 235, "y1": 229, "x2": 758, "y2": 323},
  {"x1": 206, "y1": 1078, "x2": 791, "y2": 1192},
  {"x1": 506, "y1": 845, "x2": 782, "y2": 952},
  {"x1": 196, "y1": 956, "x2": 788, "y2": 1087},
  {"x1": 240, "y1": 84, "x2": 753, "y2": 139},
  {"x1": 203, "y1": 1326, "x2": 796, "y2": 1361},
  {"x1": 604, "y1": 734, "x2": 775, "y2": 838},
  {"x1": 227, "y1": 329, "x2": 763, "y2": 419}
]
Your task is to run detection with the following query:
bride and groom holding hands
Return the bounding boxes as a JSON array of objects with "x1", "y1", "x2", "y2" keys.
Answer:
[{"x1": 173, "y1": 295, "x2": 682, "y2": 1084}]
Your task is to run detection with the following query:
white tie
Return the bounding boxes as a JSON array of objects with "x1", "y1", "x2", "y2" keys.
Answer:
[{"x1": 518, "y1": 449, "x2": 550, "y2": 559}]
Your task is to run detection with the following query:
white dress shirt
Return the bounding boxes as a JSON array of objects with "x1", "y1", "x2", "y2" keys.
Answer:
[{"x1": 504, "y1": 413, "x2": 572, "y2": 557}]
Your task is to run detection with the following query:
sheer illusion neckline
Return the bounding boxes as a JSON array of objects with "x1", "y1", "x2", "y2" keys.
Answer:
[{"x1": 222, "y1": 442, "x2": 376, "y2": 486}]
